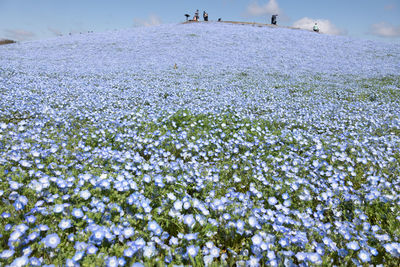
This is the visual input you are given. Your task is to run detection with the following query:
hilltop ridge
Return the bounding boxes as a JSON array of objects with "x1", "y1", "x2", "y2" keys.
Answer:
[
  {"x1": 183, "y1": 20, "x2": 315, "y2": 33},
  {"x1": 1, "y1": 22, "x2": 398, "y2": 79}
]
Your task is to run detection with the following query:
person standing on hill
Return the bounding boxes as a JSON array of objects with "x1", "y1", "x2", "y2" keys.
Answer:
[
  {"x1": 203, "y1": 11, "x2": 209, "y2": 21},
  {"x1": 194, "y1": 10, "x2": 199, "y2": 21},
  {"x1": 313, "y1": 23, "x2": 320, "y2": 32},
  {"x1": 271, "y1": 14, "x2": 278, "y2": 25}
]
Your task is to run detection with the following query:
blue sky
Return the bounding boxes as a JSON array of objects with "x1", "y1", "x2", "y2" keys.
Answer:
[{"x1": 1, "y1": 0, "x2": 399, "y2": 42}]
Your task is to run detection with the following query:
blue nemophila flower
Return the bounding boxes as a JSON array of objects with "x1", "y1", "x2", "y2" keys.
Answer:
[
  {"x1": 72, "y1": 251, "x2": 85, "y2": 262},
  {"x1": 53, "y1": 204, "x2": 64, "y2": 213},
  {"x1": 169, "y1": 236, "x2": 179, "y2": 246},
  {"x1": 173, "y1": 200, "x2": 183, "y2": 211},
  {"x1": 72, "y1": 208, "x2": 84, "y2": 218},
  {"x1": 346, "y1": 241, "x2": 360, "y2": 251},
  {"x1": 92, "y1": 228, "x2": 105, "y2": 242},
  {"x1": 28, "y1": 232, "x2": 40, "y2": 241},
  {"x1": 184, "y1": 233, "x2": 198, "y2": 241},
  {"x1": 279, "y1": 237, "x2": 289, "y2": 247},
  {"x1": 183, "y1": 214, "x2": 196, "y2": 228},
  {"x1": 187, "y1": 245, "x2": 199, "y2": 257},
  {"x1": 1, "y1": 212, "x2": 11, "y2": 218},
  {"x1": 383, "y1": 243, "x2": 400, "y2": 257},
  {"x1": 87, "y1": 244, "x2": 98, "y2": 255},
  {"x1": 143, "y1": 245, "x2": 157, "y2": 258},
  {"x1": 122, "y1": 227, "x2": 135, "y2": 239},
  {"x1": 338, "y1": 248, "x2": 349, "y2": 257},
  {"x1": 268, "y1": 196, "x2": 278, "y2": 206},
  {"x1": 123, "y1": 247, "x2": 136, "y2": 258},
  {"x1": 66, "y1": 259, "x2": 78, "y2": 267},
  {"x1": 296, "y1": 252, "x2": 307, "y2": 261},
  {"x1": 251, "y1": 234, "x2": 263, "y2": 246},
  {"x1": 30, "y1": 257, "x2": 42, "y2": 266},
  {"x1": 267, "y1": 250, "x2": 276, "y2": 260},
  {"x1": 58, "y1": 219, "x2": 72, "y2": 230},
  {"x1": 74, "y1": 241, "x2": 88, "y2": 251},
  {"x1": 14, "y1": 195, "x2": 28, "y2": 211},
  {"x1": 148, "y1": 220, "x2": 162, "y2": 235},
  {"x1": 308, "y1": 252, "x2": 322, "y2": 264},
  {"x1": 8, "y1": 230, "x2": 23, "y2": 243},
  {"x1": 0, "y1": 249, "x2": 14, "y2": 259},
  {"x1": 11, "y1": 255, "x2": 29, "y2": 266},
  {"x1": 358, "y1": 250, "x2": 371, "y2": 262},
  {"x1": 42, "y1": 233, "x2": 60, "y2": 249},
  {"x1": 80, "y1": 189, "x2": 91, "y2": 200},
  {"x1": 25, "y1": 215, "x2": 36, "y2": 224},
  {"x1": 15, "y1": 223, "x2": 29, "y2": 233},
  {"x1": 247, "y1": 256, "x2": 260, "y2": 267}
]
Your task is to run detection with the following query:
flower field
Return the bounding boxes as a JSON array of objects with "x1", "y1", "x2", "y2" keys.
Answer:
[{"x1": 0, "y1": 22, "x2": 400, "y2": 266}]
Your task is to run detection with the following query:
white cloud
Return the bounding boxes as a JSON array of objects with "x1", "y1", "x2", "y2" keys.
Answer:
[
  {"x1": 245, "y1": 0, "x2": 281, "y2": 16},
  {"x1": 133, "y1": 14, "x2": 162, "y2": 27},
  {"x1": 4, "y1": 29, "x2": 35, "y2": 41},
  {"x1": 369, "y1": 22, "x2": 400, "y2": 37},
  {"x1": 292, "y1": 17, "x2": 344, "y2": 35}
]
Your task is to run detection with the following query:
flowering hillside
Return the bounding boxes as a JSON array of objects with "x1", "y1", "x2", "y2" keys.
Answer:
[{"x1": 0, "y1": 22, "x2": 399, "y2": 266}]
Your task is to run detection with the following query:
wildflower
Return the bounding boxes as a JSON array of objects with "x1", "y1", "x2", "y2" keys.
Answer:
[
  {"x1": 236, "y1": 219, "x2": 245, "y2": 233},
  {"x1": 92, "y1": 228, "x2": 105, "y2": 242},
  {"x1": 187, "y1": 245, "x2": 199, "y2": 257},
  {"x1": 74, "y1": 241, "x2": 88, "y2": 251},
  {"x1": 11, "y1": 256, "x2": 29, "y2": 266},
  {"x1": 30, "y1": 257, "x2": 42, "y2": 266},
  {"x1": 210, "y1": 246, "x2": 220, "y2": 258},
  {"x1": 169, "y1": 236, "x2": 179, "y2": 246},
  {"x1": 358, "y1": 250, "x2": 371, "y2": 262},
  {"x1": 338, "y1": 248, "x2": 348, "y2": 257},
  {"x1": 8, "y1": 230, "x2": 23, "y2": 243},
  {"x1": 118, "y1": 258, "x2": 126, "y2": 266},
  {"x1": 72, "y1": 251, "x2": 85, "y2": 262},
  {"x1": 174, "y1": 200, "x2": 183, "y2": 211},
  {"x1": 279, "y1": 237, "x2": 289, "y2": 247},
  {"x1": 38, "y1": 224, "x2": 50, "y2": 231},
  {"x1": 25, "y1": 215, "x2": 36, "y2": 224},
  {"x1": 42, "y1": 233, "x2": 60, "y2": 249},
  {"x1": 268, "y1": 196, "x2": 278, "y2": 206},
  {"x1": 0, "y1": 249, "x2": 14, "y2": 259},
  {"x1": 28, "y1": 232, "x2": 40, "y2": 241},
  {"x1": 80, "y1": 189, "x2": 91, "y2": 200},
  {"x1": 106, "y1": 256, "x2": 118, "y2": 267},
  {"x1": 148, "y1": 220, "x2": 162, "y2": 235},
  {"x1": 122, "y1": 227, "x2": 135, "y2": 239},
  {"x1": 346, "y1": 241, "x2": 360, "y2": 251},
  {"x1": 296, "y1": 252, "x2": 307, "y2": 261},
  {"x1": 267, "y1": 250, "x2": 276, "y2": 260},
  {"x1": 72, "y1": 208, "x2": 84, "y2": 218},
  {"x1": 251, "y1": 234, "x2": 263, "y2": 246},
  {"x1": 58, "y1": 219, "x2": 72, "y2": 230},
  {"x1": 184, "y1": 233, "x2": 198, "y2": 241},
  {"x1": 143, "y1": 245, "x2": 156, "y2": 258},
  {"x1": 247, "y1": 256, "x2": 260, "y2": 267},
  {"x1": 183, "y1": 214, "x2": 196, "y2": 228},
  {"x1": 87, "y1": 244, "x2": 98, "y2": 254},
  {"x1": 124, "y1": 247, "x2": 136, "y2": 257},
  {"x1": 65, "y1": 259, "x2": 77, "y2": 267},
  {"x1": 53, "y1": 204, "x2": 64, "y2": 213},
  {"x1": 308, "y1": 252, "x2": 322, "y2": 264}
]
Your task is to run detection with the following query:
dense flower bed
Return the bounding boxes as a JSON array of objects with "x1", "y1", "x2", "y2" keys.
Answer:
[{"x1": 0, "y1": 22, "x2": 400, "y2": 266}]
